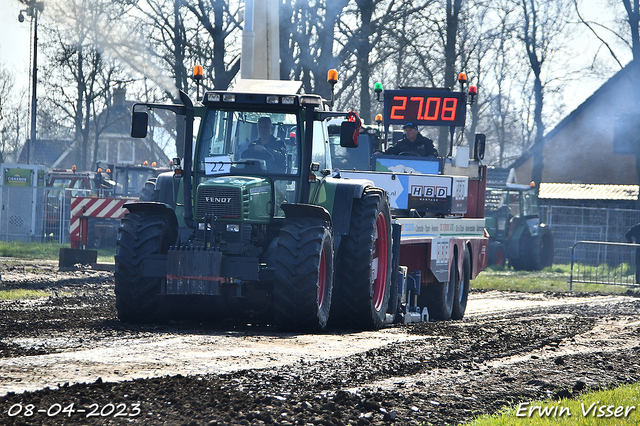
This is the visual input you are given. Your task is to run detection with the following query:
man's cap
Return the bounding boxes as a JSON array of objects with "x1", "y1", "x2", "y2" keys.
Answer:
[{"x1": 403, "y1": 122, "x2": 418, "y2": 130}]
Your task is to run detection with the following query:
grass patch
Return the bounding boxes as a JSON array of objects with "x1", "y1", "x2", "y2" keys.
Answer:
[
  {"x1": 0, "y1": 288, "x2": 51, "y2": 300},
  {"x1": 0, "y1": 241, "x2": 115, "y2": 263},
  {"x1": 474, "y1": 264, "x2": 636, "y2": 294},
  {"x1": 467, "y1": 383, "x2": 640, "y2": 425}
]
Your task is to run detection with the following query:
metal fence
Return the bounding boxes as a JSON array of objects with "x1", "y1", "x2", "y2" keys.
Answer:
[
  {"x1": 0, "y1": 186, "x2": 93, "y2": 244},
  {"x1": 540, "y1": 205, "x2": 640, "y2": 265},
  {"x1": 569, "y1": 241, "x2": 639, "y2": 289}
]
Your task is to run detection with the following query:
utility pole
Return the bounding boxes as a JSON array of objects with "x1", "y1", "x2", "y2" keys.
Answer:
[
  {"x1": 241, "y1": 0, "x2": 280, "y2": 80},
  {"x1": 18, "y1": 0, "x2": 44, "y2": 164}
]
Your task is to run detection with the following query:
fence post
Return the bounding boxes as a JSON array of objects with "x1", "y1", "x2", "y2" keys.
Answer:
[{"x1": 570, "y1": 242, "x2": 575, "y2": 292}]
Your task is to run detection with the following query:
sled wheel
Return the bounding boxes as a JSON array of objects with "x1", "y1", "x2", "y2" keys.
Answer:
[
  {"x1": 420, "y1": 253, "x2": 457, "y2": 321},
  {"x1": 451, "y1": 248, "x2": 471, "y2": 320},
  {"x1": 274, "y1": 218, "x2": 334, "y2": 332}
]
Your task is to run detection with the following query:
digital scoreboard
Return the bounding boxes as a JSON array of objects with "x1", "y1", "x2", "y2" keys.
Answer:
[{"x1": 383, "y1": 89, "x2": 466, "y2": 127}]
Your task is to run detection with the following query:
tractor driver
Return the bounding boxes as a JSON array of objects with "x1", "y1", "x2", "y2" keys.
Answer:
[
  {"x1": 384, "y1": 122, "x2": 438, "y2": 157},
  {"x1": 241, "y1": 116, "x2": 287, "y2": 172}
]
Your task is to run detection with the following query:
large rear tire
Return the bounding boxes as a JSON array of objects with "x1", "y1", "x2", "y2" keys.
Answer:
[
  {"x1": 451, "y1": 248, "x2": 471, "y2": 320},
  {"x1": 514, "y1": 230, "x2": 543, "y2": 271},
  {"x1": 274, "y1": 218, "x2": 334, "y2": 332},
  {"x1": 332, "y1": 188, "x2": 392, "y2": 330},
  {"x1": 539, "y1": 225, "x2": 554, "y2": 268},
  {"x1": 139, "y1": 178, "x2": 158, "y2": 201},
  {"x1": 114, "y1": 212, "x2": 175, "y2": 323}
]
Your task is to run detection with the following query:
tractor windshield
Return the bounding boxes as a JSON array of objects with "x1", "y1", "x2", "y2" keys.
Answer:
[
  {"x1": 485, "y1": 187, "x2": 539, "y2": 218},
  {"x1": 197, "y1": 109, "x2": 299, "y2": 177}
]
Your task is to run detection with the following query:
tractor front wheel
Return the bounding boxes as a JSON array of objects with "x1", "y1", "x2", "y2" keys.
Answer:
[
  {"x1": 274, "y1": 218, "x2": 334, "y2": 332},
  {"x1": 115, "y1": 212, "x2": 175, "y2": 323}
]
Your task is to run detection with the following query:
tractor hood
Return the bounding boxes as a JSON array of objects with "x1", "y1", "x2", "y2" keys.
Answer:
[{"x1": 195, "y1": 176, "x2": 273, "y2": 222}]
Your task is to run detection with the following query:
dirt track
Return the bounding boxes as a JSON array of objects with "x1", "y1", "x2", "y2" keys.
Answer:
[{"x1": 1, "y1": 259, "x2": 640, "y2": 425}]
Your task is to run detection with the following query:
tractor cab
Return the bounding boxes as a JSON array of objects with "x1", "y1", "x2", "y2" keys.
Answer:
[
  {"x1": 485, "y1": 183, "x2": 553, "y2": 270},
  {"x1": 485, "y1": 183, "x2": 539, "y2": 240}
]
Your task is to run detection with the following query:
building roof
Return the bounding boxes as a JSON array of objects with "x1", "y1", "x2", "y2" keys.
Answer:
[
  {"x1": 539, "y1": 183, "x2": 639, "y2": 201},
  {"x1": 508, "y1": 64, "x2": 633, "y2": 171},
  {"x1": 17, "y1": 139, "x2": 71, "y2": 166},
  {"x1": 486, "y1": 167, "x2": 517, "y2": 187}
]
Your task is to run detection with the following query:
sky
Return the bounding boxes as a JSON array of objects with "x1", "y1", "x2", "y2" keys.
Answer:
[
  {"x1": 0, "y1": 0, "x2": 629, "y2": 128},
  {"x1": 1, "y1": 0, "x2": 32, "y2": 93}
]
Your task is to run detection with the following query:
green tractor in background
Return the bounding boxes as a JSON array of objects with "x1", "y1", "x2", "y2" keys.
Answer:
[{"x1": 485, "y1": 183, "x2": 554, "y2": 270}]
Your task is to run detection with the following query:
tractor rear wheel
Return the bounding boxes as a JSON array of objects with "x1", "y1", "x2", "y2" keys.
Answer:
[
  {"x1": 274, "y1": 218, "x2": 334, "y2": 332},
  {"x1": 140, "y1": 178, "x2": 158, "y2": 201},
  {"x1": 115, "y1": 212, "x2": 176, "y2": 323},
  {"x1": 451, "y1": 248, "x2": 471, "y2": 320},
  {"x1": 539, "y1": 225, "x2": 554, "y2": 268},
  {"x1": 332, "y1": 188, "x2": 392, "y2": 330},
  {"x1": 516, "y1": 231, "x2": 543, "y2": 271}
]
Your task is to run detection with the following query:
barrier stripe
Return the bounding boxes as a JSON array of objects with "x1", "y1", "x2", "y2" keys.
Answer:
[
  {"x1": 69, "y1": 197, "x2": 133, "y2": 245},
  {"x1": 71, "y1": 197, "x2": 129, "y2": 219}
]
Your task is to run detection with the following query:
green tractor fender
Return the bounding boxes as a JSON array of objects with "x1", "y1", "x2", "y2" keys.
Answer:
[
  {"x1": 311, "y1": 177, "x2": 374, "y2": 237},
  {"x1": 124, "y1": 202, "x2": 180, "y2": 234}
]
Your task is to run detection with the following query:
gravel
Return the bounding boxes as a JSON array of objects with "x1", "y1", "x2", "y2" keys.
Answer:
[{"x1": 1, "y1": 259, "x2": 640, "y2": 425}]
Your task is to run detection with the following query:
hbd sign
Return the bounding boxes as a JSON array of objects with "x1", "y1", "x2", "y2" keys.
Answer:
[{"x1": 411, "y1": 185, "x2": 447, "y2": 198}]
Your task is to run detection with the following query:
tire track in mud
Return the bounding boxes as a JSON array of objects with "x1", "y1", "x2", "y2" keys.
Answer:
[{"x1": 2, "y1": 264, "x2": 640, "y2": 425}]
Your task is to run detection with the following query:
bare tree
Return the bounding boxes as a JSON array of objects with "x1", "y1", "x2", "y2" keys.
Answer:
[
  {"x1": 41, "y1": 28, "x2": 103, "y2": 169},
  {"x1": 279, "y1": 0, "x2": 349, "y2": 100},
  {"x1": 185, "y1": 0, "x2": 242, "y2": 90},
  {"x1": 40, "y1": 0, "x2": 132, "y2": 170},
  {"x1": 478, "y1": 0, "x2": 524, "y2": 167},
  {"x1": 517, "y1": 0, "x2": 573, "y2": 188},
  {"x1": 0, "y1": 66, "x2": 24, "y2": 163}
]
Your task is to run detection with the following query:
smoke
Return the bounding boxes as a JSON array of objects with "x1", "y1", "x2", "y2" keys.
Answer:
[{"x1": 47, "y1": 0, "x2": 179, "y2": 100}]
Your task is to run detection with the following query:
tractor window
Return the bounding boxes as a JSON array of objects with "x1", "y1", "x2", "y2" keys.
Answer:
[
  {"x1": 484, "y1": 188, "x2": 506, "y2": 213},
  {"x1": 273, "y1": 179, "x2": 297, "y2": 218},
  {"x1": 197, "y1": 109, "x2": 299, "y2": 176},
  {"x1": 521, "y1": 190, "x2": 538, "y2": 217},
  {"x1": 50, "y1": 178, "x2": 72, "y2": 188},
  {"x1": 311, "y1": 121, "x2": 327, "y2": 170},
  {"x1": 507, "y1": 192, "x2": 520, "y2": 217}
]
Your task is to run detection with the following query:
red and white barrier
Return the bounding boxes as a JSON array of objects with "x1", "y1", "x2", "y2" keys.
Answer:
[{"x1": 69, "y1": 197, "x2": 131, "y2": 248}]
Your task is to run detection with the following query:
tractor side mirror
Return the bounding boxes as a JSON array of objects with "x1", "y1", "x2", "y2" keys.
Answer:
[
  {"x1": 340, "y1": 121, "x2": 359, "y2": 148},
  {"x1": 474, "y1": 133, "x2": 486, "y2": 161},
  {"x1": 131, "y1": 111, "x2": 149, "y2": 138}
]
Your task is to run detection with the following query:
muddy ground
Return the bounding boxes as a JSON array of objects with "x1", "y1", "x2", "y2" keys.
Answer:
[{"x1": 1, "y1": 259, "x2": 640, "y2": 425}]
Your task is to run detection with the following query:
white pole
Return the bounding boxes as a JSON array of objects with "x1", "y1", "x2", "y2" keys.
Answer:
[
  {"x1": 241, "y1": 0, "x2": 255, "y2": 79},
  {"x1": 266, "y1": 0, "x2": 280, "y2": 79}
]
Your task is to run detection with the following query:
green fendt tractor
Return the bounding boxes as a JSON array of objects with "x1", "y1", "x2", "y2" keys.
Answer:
[
  {"x1": 485, "y1": 183, "x2": 554, "y2": 270},
  {"x1": 116, "y1": 79, "x2": 393, "y2": 331}
]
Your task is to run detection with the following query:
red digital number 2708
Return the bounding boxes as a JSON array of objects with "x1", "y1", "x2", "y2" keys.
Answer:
[{"x1": 389, "y1": 96, "x2": 457, "y2": 122}]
